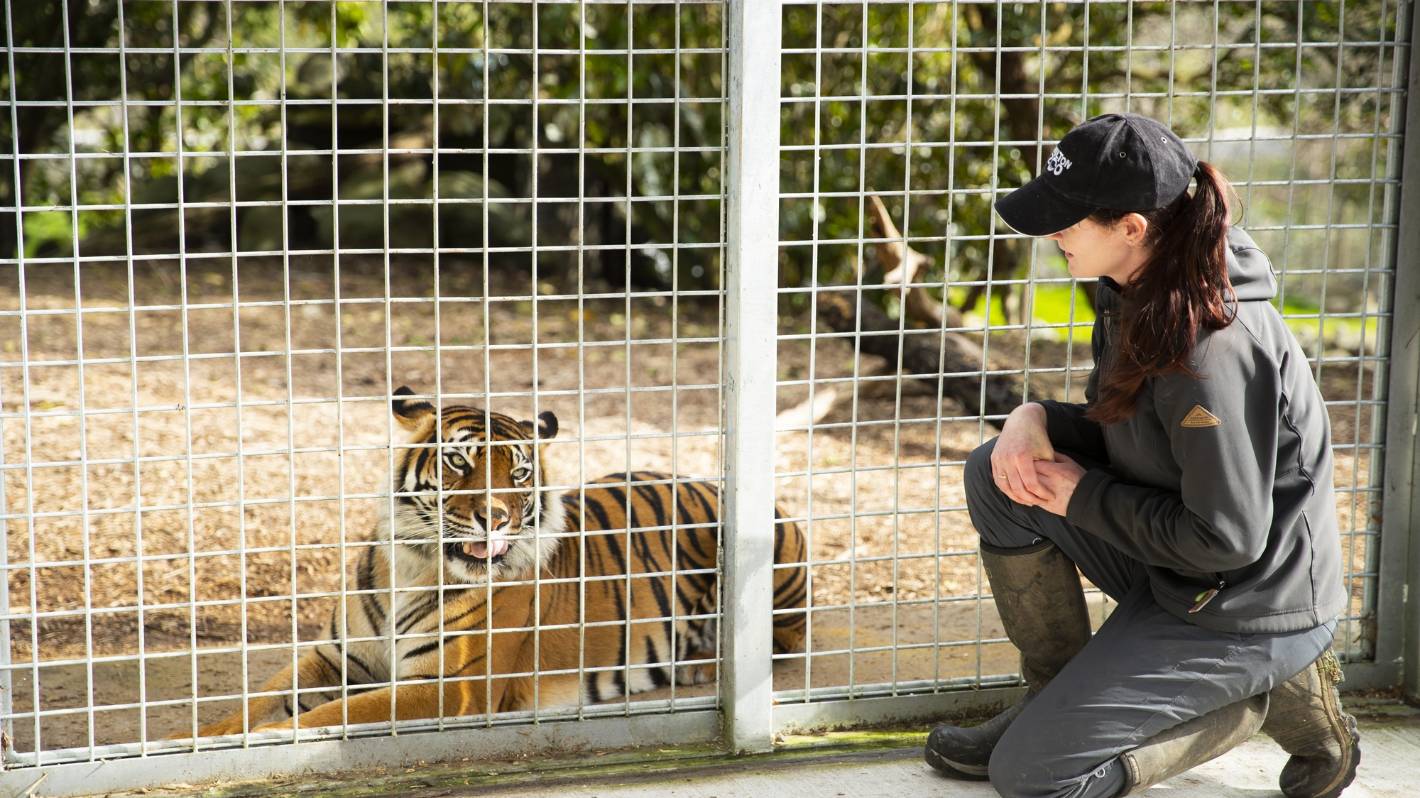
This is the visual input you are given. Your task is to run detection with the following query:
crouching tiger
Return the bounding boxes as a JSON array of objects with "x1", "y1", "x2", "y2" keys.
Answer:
[{"x1": 192, "y1": 387, "x2": 806, "y2": 736}]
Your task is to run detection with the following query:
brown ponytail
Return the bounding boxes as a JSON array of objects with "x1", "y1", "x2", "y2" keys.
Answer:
[{"x1": 1087, "y1": 161, "x2": 1237, "y2": 424}]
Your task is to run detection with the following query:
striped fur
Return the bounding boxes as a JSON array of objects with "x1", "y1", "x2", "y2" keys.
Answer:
[{"x1": 193, "y1": 388, "x2": 806, "y2": 736}]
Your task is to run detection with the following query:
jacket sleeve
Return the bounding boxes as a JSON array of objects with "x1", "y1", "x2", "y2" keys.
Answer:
[
  {"x1": 1036, "y1": 310, "x2": 1108, "y2": 461},
  {"x1": 1064, "y1": 332, "x2": 1281, "y2": 573},
  {"x1": 1037, "y1": 400, "x2": 1107, "y2": 462}
]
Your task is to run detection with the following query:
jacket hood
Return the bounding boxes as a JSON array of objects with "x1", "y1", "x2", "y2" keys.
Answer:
[{"x1": 1225, "y1": 226, "x2": 1278, "y2": 302}]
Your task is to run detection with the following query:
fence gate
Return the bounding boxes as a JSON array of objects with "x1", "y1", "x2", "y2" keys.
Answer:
[
  {"x1": 0, "y1": 0, "x2": 1416, "y2": 795},
  {"x1": 765, "y1": 0, "x2": 1419, "y2": 736}
]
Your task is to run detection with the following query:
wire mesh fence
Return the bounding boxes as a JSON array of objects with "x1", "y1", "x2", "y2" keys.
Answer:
[
  {"x1": 0, "y1": 0, "x2": 1413, "y2": 793},
  {"x1": 1, "y1": 0, "x2": 747, "y2": 775},
  {"x1": 770, "y1": 0, "x2": 1409, "y2": 705}
]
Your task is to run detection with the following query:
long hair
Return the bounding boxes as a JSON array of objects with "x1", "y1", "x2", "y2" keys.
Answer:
[{"x1": 1087, "y1": 161, "x2": 1237, "y2": 424}]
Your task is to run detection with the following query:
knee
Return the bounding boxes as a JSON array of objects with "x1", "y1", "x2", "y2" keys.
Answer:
[
  {"x1": 964, "y1": 437, "x2": 1050, "y2": 550},
  {"x1": 988, "y1": 731, "x2": 1041, "y2": 798},
  {"x1": 989, "y1": 736, "x2": 1121, "y2": 798},
  {"x1": 988, "y1": 750, "x2": 1064, "y2": 798},
  {"x1": 963, "y1": 438, "x2": 999, "y2": 498}
]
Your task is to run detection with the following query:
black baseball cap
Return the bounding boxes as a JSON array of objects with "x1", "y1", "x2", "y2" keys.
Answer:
[{"x1": 995, "y1": 114, "x2": 1199, "y2": 236}]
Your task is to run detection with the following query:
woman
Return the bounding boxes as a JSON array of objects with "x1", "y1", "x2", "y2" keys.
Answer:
[{"x1": 923, "y1": 114, "x2": 1359, "y2": 798}]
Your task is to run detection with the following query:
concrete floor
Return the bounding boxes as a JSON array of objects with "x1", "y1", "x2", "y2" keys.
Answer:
[
  {"x1": 490, "y1": 707, "x2": 1420, "y2": 798},
  {"x1": 89, "y1": 698, "x2": 1419, "y2": 798}
]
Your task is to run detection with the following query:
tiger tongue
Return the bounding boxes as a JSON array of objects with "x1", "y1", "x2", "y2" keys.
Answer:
[{"x1": 461, "y1": 539, "x2": 511, "y2": 559}]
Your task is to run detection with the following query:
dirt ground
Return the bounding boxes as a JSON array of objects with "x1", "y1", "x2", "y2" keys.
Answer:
[{"x1": 0, "y1": 255, "x2": 1380, "y2": 753}]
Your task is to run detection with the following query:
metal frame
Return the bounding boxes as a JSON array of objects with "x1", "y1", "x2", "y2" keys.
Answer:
[
  {"x1": 1377, "y1": 0, "x2": 1420, "y2": 702},
  {"x1": 768, "y1": 0, "x2": 1414, "y2": 706},
  {"x1": 0, "y1": 707, "x2": 722, "y2": 796},
  {"x1": 2, "y1": 0, "x2": 736, "y2": 791},
  {"x1": 723, "y1": 0, "x2": 782, "y2": 755}
]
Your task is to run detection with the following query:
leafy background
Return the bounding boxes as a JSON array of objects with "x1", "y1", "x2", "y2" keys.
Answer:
[{"x1": 3, "y1": 1, "x2": 1403, "y2": 348}]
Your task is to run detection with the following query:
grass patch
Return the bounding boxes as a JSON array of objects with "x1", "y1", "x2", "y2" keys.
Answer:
[
  {"x1": 951, "y1": 282, "x2": 1377, "y2": 350},
  {"x1": 950, "y1": 282, "x2": 1095, "y2": 344}
]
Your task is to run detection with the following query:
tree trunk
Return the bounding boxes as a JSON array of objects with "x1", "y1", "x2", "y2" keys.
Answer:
[{"x1": 956, "y1": 4, "x2": 1046, "y2": 323}]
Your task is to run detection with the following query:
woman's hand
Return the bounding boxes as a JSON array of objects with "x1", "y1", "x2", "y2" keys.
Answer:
[
  {"x1": 1032, "y1": 454, "x2": 1086, "y2": 517},
  {"x1": 990, "y1": 403, "x2": 1057, "y2": 505}
]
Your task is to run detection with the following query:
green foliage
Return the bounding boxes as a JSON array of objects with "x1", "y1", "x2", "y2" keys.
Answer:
[
  {"x1": 2, "y1": 0, "x2": 1399, "y2": 336},
  {"x1": 778, "y1": 1, "x2": 1399, "y2": 327},
  {"x1": 22, "y1": 211, "x2": 76, "y2": 259}
]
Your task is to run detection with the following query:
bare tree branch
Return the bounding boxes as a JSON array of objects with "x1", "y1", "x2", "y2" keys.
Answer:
[
  {"x1": 867, "y1": 195, "x2": 965, "y2": 331},
  {"x1": 813, "y1": 196, "x2": 1023, "y2": 426}
]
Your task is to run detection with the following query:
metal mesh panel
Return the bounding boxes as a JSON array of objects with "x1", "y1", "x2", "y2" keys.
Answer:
[
  {"x1": 1, "y1": 0, "x2": 730, "y2": 770},
  {"x1": 0, "y1": 0, "x2": 1411, "y2": 790},
  {"x1": 771, "y1": 0, "x2": 1408, "y2": 705}
]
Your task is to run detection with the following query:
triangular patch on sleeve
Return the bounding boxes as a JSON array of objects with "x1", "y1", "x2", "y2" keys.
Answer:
[{"x1": 1180, "y1": 404, "x2": 1222, "y2": 428}]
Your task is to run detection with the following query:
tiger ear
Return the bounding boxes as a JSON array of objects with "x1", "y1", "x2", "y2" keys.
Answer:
[
  {"x1": 519, "y1": 411, "x2": 558, "y2": 441},
  {"x1": 391, "y1": 386, "x2": 434, "y2": 430}
]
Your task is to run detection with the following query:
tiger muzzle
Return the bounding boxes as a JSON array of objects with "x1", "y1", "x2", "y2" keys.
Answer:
[{"x1": 474, "y1": 505, "x2": 511, "y2": 533}]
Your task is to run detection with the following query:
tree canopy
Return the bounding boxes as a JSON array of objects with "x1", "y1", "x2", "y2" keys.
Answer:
[{"x1": 2, "y1": 1, "x2": 1402, "y2": 331}]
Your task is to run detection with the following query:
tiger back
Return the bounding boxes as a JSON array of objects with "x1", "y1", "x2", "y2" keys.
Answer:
[{"x1": 520, "y1": 472, "x2": 806, "y2": 706}]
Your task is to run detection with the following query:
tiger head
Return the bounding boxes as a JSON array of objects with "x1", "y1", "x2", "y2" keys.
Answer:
[{"x1": 386, "y1": 386, "x2": 566, "y2": 585}]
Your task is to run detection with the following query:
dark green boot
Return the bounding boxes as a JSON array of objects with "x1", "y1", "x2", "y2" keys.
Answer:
[
  {"x1": 1120, "y1": 693, "x2": 1269, "y2": 793},
  {"x1": 1261, "y1": 650, "x2": 1360, "y2": 798},
  {"x1": 924, "y1": 540, "x2": 1091, "y2": 779}
]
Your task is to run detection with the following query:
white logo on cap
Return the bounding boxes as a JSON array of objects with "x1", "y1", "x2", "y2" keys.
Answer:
[{"x1": 1046, "y1": 149, "x2": 1073, "y2": 176}]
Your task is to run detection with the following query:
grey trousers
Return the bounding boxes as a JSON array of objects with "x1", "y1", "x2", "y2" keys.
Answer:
[{"x1": 964, "y1": 439, "x2": 1336, "y2": 798}]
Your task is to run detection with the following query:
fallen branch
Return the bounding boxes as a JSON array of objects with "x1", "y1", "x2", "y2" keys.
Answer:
[
  {"x1": 816, "y1": 292, "x2": 1020, "y2": 427},
  {"x1": 820, "y1": 195, "x2": 1026, "y2": 428},
  {"x1": 867, "y1": 194, "x2": 964, "y2": 331},
  {"x1": 775, "y1": 387, "x2": 840, "y2": 431}
]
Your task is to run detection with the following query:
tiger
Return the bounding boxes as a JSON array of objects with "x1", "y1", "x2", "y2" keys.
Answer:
[{"x1": 191, "y1": 386, "x2": 807, "y2": 736}]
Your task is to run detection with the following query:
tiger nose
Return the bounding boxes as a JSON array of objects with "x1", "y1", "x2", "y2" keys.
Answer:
[{"x1": 476, "y1": 506, "x2": 510, "y2": 532}]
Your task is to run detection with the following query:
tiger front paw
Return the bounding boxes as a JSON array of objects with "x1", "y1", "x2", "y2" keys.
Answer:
[
  {"x1": 167, "y1": 717, "x2": 245, "y2": 740},
  {"x1": 250, "y1": 718, "x2": 298, "y2": 733}
]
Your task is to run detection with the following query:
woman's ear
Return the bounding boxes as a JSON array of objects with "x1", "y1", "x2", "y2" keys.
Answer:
[{"x1": 1121, "y1": 212, "x2": 1150, "y2": 247}]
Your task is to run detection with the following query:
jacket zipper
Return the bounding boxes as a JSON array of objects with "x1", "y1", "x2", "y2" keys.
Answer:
[
  {"x1": 1188, "y1": 576, "x2": 1227, "y2": 614},
  {"x1": 1099, "y1": 308, "x2": 1117, "y2": 372}
]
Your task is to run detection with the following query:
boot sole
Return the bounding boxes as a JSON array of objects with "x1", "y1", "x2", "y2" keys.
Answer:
[
  {"x1": 923, "y1": 746, "x2": 990, "y2": 781},
  {"x1": 1303, "y1": 737, "x2": 1359, "y2": 798},
  {"x1": 1282, "y1": 720, "x2": 1360, "y2": 798},
  {"x1": 1316, "y1": 729, "x2": 1360, "y2": 798}
]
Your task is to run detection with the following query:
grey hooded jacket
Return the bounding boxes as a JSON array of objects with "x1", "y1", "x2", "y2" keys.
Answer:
[{"x1": 1037, "y1": 227, "x2": 1346, "y2": 634}]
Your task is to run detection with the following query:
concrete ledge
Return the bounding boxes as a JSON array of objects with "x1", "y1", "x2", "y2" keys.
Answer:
[{"x1": 99, "y1": 696, "x2": 1419, "y2": 798}]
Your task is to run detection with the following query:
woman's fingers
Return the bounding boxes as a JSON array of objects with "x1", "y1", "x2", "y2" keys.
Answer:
[
  {"x1": 1039, "y1": 456, "x2": 1086, "y2": 481},
  {"x1": 1035, "y1": 462, "x2": 1066, "y2": 488},
  {"x1": 989, "y1": 457, "x2": 1009, "y2": 492},
  {"x1": 991, "y1": 425, "x2": 1061, "y2": 505},
  {"x1": 1002, "y1": 466, "x2": 1030, "y2": 504},
  {"x1": 1018, "y1": 461, "x2": 1053, "y2": 501},
  {"x1": 990, "y1": 457, "x2": 1021, "y2": 502},
  {"x1": 993, "y1": 455, "x2": 1052, "y2": 505}
]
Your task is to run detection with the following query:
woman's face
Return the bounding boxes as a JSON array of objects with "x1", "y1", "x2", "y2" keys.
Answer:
[{"x1": 1046, "y1": 214, "x2": 1150, "y2": 285}]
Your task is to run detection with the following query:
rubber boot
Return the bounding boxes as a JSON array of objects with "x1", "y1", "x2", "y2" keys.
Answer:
[
  {"x1": 1261, "y1": 650, "x2": 1361, "y2": 798},
  {"x1": 1120, "y1": 692, "x2": 1269, "y2": 794},
  {"x1": 924, "y1": 540, "x2": 1091, "y2": 779}
]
